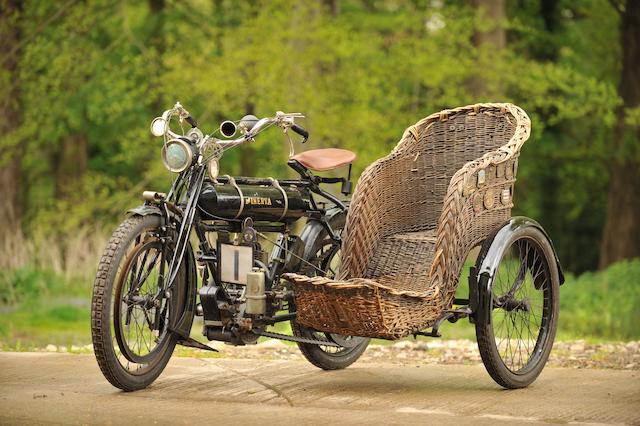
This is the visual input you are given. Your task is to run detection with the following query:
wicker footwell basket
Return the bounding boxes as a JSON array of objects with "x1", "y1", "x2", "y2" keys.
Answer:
[
  {"x1": 284, "y1": 103, "x2": 531, "y2": 339},
  {"x1": 285, "y1": 274, "x2": 443, "y2": 339}
]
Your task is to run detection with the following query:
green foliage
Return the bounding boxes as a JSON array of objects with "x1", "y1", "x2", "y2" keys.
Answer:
[
  {"x1": 0, "y1": 301, "x2": 90, "y2": 349},
  {"x1": 2, "y1": 0, "x2": 637, "y2": 352},
  {"x1": 559, "y1": 258, "x2": 640, "y2": 341},
  {"x1": 1, "y1": 259, "x2": 637, "y2": 349},
  {"x1": 0, "y1": 0, "x2": 633, "y2": 274},
  {"x1": 0, "y1": 266, "x2": 65, "y2": 305}
]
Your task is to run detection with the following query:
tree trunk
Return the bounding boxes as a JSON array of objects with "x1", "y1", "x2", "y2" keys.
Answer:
[
  {"x1": 148, "y1": 0, "x2": 165, "y2": 111},
  {"x1": 323, "y1": 0, "x2": 340, "y2": 16},
  {"x1": 0, "y1": 0, "x2": 24, "y2": 235},
  {"x1": 148, "y1": 0, "x2": 165, "y2": 49},
  {"x1": 212, "y1": 0, "x2": 225, "y2": 56},
  {"x1": 469, "y1": 0, "x2": 505, "y2": 98},
  {"x1": 239, "y1": 100, "x2": 256, "y2": 176},
  {"x1": 599, "y1": 0, "x2": 640, "y2": 268},
  {"x1": 54, "y1": 134, "x2": 88, "y2": 199}
]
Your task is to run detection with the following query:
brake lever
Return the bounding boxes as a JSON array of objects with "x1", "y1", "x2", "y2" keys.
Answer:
[{"x1": 285, "y1": 131, "x2": 295, "y2": 157}]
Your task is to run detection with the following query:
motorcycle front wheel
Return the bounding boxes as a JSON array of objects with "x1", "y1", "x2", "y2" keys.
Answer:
[{"x1": 91, "y1": 215, "x2": 186, "y2": 391}]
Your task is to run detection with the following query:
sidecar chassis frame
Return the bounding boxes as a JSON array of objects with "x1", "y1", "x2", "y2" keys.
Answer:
[{"x1": 416, "y1": 216, "x2": 565, "y2": 338}]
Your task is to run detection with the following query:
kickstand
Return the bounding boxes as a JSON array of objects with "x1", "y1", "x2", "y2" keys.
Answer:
[{"x1": 177, "y1": 337, "x2": 218, "y2": 352}]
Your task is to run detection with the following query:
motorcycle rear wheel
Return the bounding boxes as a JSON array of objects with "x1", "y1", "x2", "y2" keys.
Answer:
[
  {"x1": 91, "y1": 215, "x2": 186, "y2": 391},
  {"x1": 291, "y1": 213, "x2": 370, "y2": 370}
]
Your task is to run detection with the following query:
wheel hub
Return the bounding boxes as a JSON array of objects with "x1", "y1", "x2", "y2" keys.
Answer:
[{"x1": 497, "y1": 295, "x2": 531, "y2": 313}]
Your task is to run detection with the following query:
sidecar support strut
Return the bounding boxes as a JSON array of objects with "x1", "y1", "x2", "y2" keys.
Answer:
[{"x1": 413, "y1": 306, "x2": 473, "y2": 338}]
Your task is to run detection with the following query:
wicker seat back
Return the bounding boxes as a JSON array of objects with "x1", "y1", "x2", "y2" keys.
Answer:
[{"x1": 284, "y1": 103, "x2": 531, "y2": 339}]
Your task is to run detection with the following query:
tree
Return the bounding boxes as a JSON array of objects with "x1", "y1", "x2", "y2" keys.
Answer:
[
  {"x1": 0, "y1": 0, "x2": 24, "y2": 235},
  {"x1": 470, "y1": 0, "x2": 505, "y2": 98},
  {"x1": 0, "y1": 0, "x2": 631, "y2": 274},
  {"x1": 599, "y1": 0, "x2": 640, "y2": 268},
  {"x1": 324, "y1": 0, "x2": 340, "y2": 17}
]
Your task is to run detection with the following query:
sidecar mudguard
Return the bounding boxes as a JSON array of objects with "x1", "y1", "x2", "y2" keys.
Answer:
[
  {"x1": 127, "y1": 203, "x2": 197, "y2": 339},
  {"x1": 471, "y1": 217, "x2": 564, "y2": 325},
  {"x1": 476, "y1": 217, "x2": 564, "y2": 284}
]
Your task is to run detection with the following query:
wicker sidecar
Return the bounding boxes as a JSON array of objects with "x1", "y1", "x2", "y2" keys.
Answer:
[{"x1": 285, "y1": 103, "x2": 564, "y2": 388}]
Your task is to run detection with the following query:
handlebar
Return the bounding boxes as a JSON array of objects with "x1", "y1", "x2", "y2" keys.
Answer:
[
  {"x1": 184, "y1": 116, "x2": 197, "y2": 128},
  {"x1": 291, "y1": 124, "x2": 309, "y2": 143},
  {"x1": 156, "y1": 102, "x2": 309, "y2": 150},
  {"x1": 213, "y1": 112, "x2": 308, "y2": 147}
]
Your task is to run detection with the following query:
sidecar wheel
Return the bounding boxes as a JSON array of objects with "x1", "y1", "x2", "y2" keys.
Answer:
[
  {"x1": 291, "y1": 212, "x2": 370, "y2": 370},
  {"x1": 475, "y1": 226, "x2": 559, "y2": 389},
  {"x1": 91, "y1": 216, "x2": 187, "y2": 391}
]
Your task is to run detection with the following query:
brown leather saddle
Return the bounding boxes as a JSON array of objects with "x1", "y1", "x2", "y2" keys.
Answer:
[{"x1": 291, "y1": 148, "x2": 356, "y2": 171}]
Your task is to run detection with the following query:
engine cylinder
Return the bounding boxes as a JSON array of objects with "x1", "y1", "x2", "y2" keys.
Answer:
[{"x1": 245, "y1": 268, "x2": 266, "y2": 315}]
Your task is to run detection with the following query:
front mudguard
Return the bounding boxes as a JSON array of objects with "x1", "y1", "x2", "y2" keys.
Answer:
[
  {"x1": 471, "y1": 217, "x2": 564, "y2": 325},
  {"x1": 127, "y1": 203, "x2": 166, "y2": 220},
  {"x1": 127, "y1": 203, "x2": 197, "y2": 338}
]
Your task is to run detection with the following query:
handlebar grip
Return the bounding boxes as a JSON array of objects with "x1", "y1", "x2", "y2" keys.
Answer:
[
  {"x1": 185, "y1": 116, "x2": 198, "y2": 128},
  {"x1": 291, "y1": 124, "x2": 309, "y2": 143}
]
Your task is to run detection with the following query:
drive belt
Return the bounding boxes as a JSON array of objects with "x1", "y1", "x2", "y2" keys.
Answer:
[{"x1": 252, "y1": 330, "x2": 341, "y2": 347}]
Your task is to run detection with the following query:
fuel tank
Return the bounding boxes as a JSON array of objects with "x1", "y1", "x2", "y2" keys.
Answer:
[{"x1": 197, "y1": 180, "x2": 312, "y2": 222}]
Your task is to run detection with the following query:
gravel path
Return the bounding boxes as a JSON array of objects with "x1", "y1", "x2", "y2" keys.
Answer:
[
  {"x1": 206, "y1": 339, "x2": 640, "y2": 370},
  {"x1": 29, "y1": 339, "x2": 640, "y2": 370}
]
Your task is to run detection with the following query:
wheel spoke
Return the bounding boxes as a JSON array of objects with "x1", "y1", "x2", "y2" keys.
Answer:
[
  {"x1": 132, "y1": 250, "x2": 161, "y2": 294},
  {"x1": 111, "y1": 238, "x2": 175, "y2": 368},
  {"x1": 487, "y1": 238, "x2": 555, "y2": 375}
]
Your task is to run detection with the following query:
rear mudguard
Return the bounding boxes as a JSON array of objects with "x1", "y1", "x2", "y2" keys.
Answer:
[
  {"x1": 127, "y1": 203, "x2": 197, "y2": 338},
  {"x1": 471, "y1": 216, "x2": 564, "y2": 325},
  {"x1": 285, "y1": 207, "x2": 346, "y2": 272}
]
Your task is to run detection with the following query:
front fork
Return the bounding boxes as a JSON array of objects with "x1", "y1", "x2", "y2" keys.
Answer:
[
  {"x1": 152, "y1": 249, "x2": 167, "y2": 336},
  {"x1": 144, "y1": 167, "x2": 207, "y2": 335}
]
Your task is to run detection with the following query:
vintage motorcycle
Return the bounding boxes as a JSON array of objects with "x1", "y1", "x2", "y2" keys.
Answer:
[
  {"x1": 91, "y1": 102, "x2": 368, "y2": 391},
  {"x1": 92, "y1": 101, "x2": 563, "y2": 392}
]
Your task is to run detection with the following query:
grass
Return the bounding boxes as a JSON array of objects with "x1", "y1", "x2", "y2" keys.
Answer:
[
  {"x1": 0, "y1": 266, "x2": 93, "y2": 349},
  {"x1": 0, "y1": 301, "x2": 90, "y2": 350},
  {"x1": 557, "y1": 258, "x2": 640, "y2": 341},
  {"x1": 0, "y1": 244, "x2": 638, "y2": 351}
]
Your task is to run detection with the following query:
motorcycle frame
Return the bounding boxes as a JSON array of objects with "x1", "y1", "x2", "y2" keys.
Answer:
[{"x1": 130, "y1": 157, "x2": 351, "y2": 341}]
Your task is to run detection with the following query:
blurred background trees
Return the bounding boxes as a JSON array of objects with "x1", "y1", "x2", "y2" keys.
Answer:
[{"x1": 0, "y1": 0, "x2": 638, "y2": 274}]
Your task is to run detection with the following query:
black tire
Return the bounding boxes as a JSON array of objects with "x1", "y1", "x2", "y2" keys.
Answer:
[
  {"x1": 91, "y1": 215, "x2": 186, "y2": 391},
  {"x1": 475, "y1": 226, "x2": 560, "y2": 389},
  {"x1": 291, "y1": 213, "x2": 370, "y2": 370}
]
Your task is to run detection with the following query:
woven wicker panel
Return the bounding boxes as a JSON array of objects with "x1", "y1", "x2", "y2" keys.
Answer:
[
  {"x1": 365, "y1": 231, "x2": 436, "y2": 292},
  {"x1": 284, "y1": 103, "x2": 531, "y2": 339}
]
